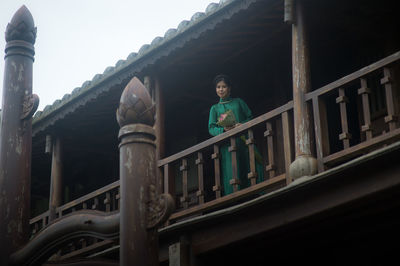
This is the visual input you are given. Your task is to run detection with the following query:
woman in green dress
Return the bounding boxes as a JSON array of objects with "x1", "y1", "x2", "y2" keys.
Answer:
[{"x1": 208, "y1": 74, "x2": 263, "y2": 195}]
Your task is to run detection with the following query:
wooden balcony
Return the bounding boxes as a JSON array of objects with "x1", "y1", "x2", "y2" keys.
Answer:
[{"x1": 27, "y1": 52, "x2": 400, "y2": 262}]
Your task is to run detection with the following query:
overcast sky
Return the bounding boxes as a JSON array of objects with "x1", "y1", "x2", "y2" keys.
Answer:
[{"x1": 0, "y1": 0, "x2": 214, "y2": 111}]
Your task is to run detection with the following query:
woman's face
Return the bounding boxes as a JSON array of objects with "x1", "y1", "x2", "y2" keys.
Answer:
[{"x1": 216, "y1": 80, "x2": 230, "y2": 99}]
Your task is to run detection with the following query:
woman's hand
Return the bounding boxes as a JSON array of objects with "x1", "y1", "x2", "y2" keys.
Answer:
[{"x1": 224, "y1": 125, "x2": 235, "y2": 131}]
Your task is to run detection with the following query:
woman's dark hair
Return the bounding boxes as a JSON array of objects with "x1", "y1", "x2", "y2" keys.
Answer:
[{"x1": 213, "y1": 74, "x2": 233, "y2": 88}]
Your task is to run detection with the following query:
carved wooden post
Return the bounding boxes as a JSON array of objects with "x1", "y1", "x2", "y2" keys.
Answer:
[
  {"x1": 0, "y1": 6, "x2": 39, "y2": 265},
  {"x1": 117, "y1": 77, "x2": 174, "y2": 265},
  {"x1": 288, "y1": 0, "x2": 317, "y2": 180},
  {"x1": 49, "y1": 136, "x2": 63, "y2": 221}
]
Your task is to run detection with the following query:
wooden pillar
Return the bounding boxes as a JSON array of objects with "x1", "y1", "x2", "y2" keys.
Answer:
[
  {"x1": 169, "y1": 236, "x2": 191, "y2": 266},
  {"x1": 155, "y1": 77, "x2": 166, "y2": 161},
  {"x1": 288, "y1": 0, "x2": 317, "y2": 180},
  {"x1": 117, "y1": 77, "x2": 174, "y2": 266},
  {"x1": 49, "y1": 136, "x2": 63, "y2": 221},
  {"x1": 155, "y1": 77, "x2": 166, "y2": 193},
  {"x1": 144, "y1": 75, "x2": 165, "y2": 193},
  {"x1": 0, "y1": 6, "x2": 39, "y2": 264}
]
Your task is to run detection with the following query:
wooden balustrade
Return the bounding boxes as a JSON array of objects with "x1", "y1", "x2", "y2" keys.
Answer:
[
  {"x1": 30, "y1": 180, "x2": 120, "y2": 236},
  {"x1": 157, "y1": 102, "x2": 294, "y2": 221},
  {"x1": 29, "y1": 180, "x2": 120, "y2": 260},
  {"x1": 308, "y1": 51, "x2": 400, "y2": 169}
]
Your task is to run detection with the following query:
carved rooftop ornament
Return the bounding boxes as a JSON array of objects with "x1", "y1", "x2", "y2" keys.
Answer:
[
  {"x1": 5, "y1": 5, "x2": 37, "y2": 44},
  {"x1": 116, "y1": 77, "x2": 155, "y2": 127}
]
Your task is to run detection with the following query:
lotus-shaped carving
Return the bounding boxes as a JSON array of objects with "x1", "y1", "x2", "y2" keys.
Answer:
[{"x1": 116, "y1": 77, "x2": 155, "y2": 127}]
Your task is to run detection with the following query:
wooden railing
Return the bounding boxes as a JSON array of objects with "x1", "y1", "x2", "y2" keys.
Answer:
[
  {"x1": 307, "y1": 51, "x2": 400, "y2": 172},
  {"x1": 158, "y1": 101, "x2": 295, "y2": 222},
  {"x1": 29, "y1": 180, "x2": 120, "y2": 260},
  {"x1": 30, "y1": 180, "x2": 120, "y2": 235}
]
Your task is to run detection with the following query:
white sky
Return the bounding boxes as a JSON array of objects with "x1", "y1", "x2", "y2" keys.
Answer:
[{"x1": 0, "y1": 0, "x2": 215, "y2": 111}]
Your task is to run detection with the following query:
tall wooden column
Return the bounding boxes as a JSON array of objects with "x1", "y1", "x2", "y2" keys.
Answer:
[
  {"x1": 289, "y1": 0, "x2": 317, "y2": 180},
  {"x1": 144, "y1": 75, "x2": 166, "y2": 194},
  {"x1": 154, "y1": 78, "x2": 165, "y2": 162},
  {"x1": 155, "y1": 77, "x2": 166, "y2": 192},
  {"x1": 0, "y1": 6, "x2": 39, "y2": 264},
  {"x1": 117, "y1": 77, "x2": 174, "y2": 266},
  {"x1": 49, "y1": 136, "x2": 63, "y2": 221}
]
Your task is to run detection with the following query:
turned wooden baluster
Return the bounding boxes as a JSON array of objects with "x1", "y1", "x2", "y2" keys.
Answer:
[
  {"x1": 33, "y1": 223, "x2": 39, "y2": 235},
  {"x1": 82, "y1": 202, "x2": 88, "y2": 210},
  {"x1": 163, "y1": 163, "x2": 175, "y2": 202},
  {"x1": 282, "y1": 111, "x2": 293, "y2": 184},
  {"x1": 312, "y1": 97, "x2": 330, "y2": 172},
  {"x1": 196, "y1": 152, "x2": 205, "y2": 204},
  {"x1": 162, "y1": 164, "x2": 173, "y2": 226},
  {"x1": 111, "y1": 190, "x2": 117, "y2": 211},
  {"x1": 79, "y1": 238, "x2": 87, "y2": 249},
  {"x1": 381, "y1": 67, "x2": 398, "y2": 131},
  {"x1": 264, "y1": 122, "x2": 276, "y2": 178},
  {"x1": 42, "y1": 217, "x2": 47, "y2": 228},
  {"x1": 68, "y1": 242, "x2": 76, "y2": 252},
  {"x1": 336, "y1": 88, "x2": 352, "y2": 149},
  {"x1": 246, "y1": 129, "x2": 258, "y2": 186},
  {"x1": 212, "y1": 145, "x2": 222, "y2": 198},
  {"x1": 163, "y1": 164, "x2": 169, "y2": 195},
  {"x1": 179, "y1": 159, "x2": 189, "y2": 209},
  {"x1": 104, "y1": 192, "x2": 111, "y2": 212},
  {"x1": 92, "y1": 197, "x2": 99, "y2": 210},
  {"x1": 115, "y1": 187, "x2": 120, "y2": 210},
  {"x1": 229, "y1": 137, "x2": 239, "y2": 192},
  {"x1": 358, "y1": 78, "x2": 373, "y2": 140}
]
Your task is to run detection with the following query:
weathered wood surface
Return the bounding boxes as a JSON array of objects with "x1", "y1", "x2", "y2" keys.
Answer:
[
  {"x1": 289, "y1": 0, "x2": 317, "y2": 180},
  {"x1": 0, "y1": 6, "x2": 39, "y2": 265},
  {"x1": 30, "y1": 180, "x2": 120, "y2": 235},
  {"x1": 159, "y1": 142, "x2": 400, "y2": 260},
  {"x1": 117, "y1": 77, "x2": 174, "y2": 265},
  {"x1": 10, "y1": 210, "x2": 120, "y2": 266}
]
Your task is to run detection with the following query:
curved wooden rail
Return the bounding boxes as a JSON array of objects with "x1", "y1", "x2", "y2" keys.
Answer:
[{"x1": 10, "y1": 210, "x2": 119, "y2": 266}]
